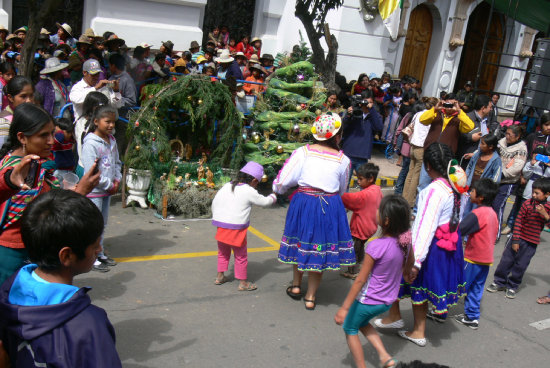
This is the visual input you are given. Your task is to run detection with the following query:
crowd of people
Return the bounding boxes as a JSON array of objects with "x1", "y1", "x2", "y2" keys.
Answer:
[{"x1": 0, "y1": 21, "x2": 548, "y2": 368}]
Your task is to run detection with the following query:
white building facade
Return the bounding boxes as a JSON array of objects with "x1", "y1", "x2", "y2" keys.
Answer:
[{"x1": 1, "y1": 0, "x2": 538, "y2": 113}]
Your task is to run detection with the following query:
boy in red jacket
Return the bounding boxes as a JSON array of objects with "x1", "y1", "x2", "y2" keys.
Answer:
[
  {"x1": 455, "y1": 178, "x2": 499, "y2": 329},
  {"x1": 487, "y1": 177, "x2": 550, "y2": 299},
  {"x1": 341, "y1": 163, "x2": 382, "y2": 279}
]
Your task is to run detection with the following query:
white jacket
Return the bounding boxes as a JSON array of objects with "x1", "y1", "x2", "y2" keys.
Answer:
[{"x1": 211, "y1": 183, "x2": 276, "y2": 229}]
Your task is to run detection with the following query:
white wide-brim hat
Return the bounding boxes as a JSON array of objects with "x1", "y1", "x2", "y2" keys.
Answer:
[{"x1": 40, "y1": 57, "x2": 68, "y2": 74}]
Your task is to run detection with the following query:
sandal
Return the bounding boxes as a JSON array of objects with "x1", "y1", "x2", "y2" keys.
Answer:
[
  {"x1": 304, "y1": 298, "x2": 316, "y2": 311},
  {"x1": 381, "y1": 358, "x2": 400, "y2": 368},
  {"x1": 238, "y1": 282, "x2": 257, "y2": 291},
  {"x1": 537, "y1": 295, "x2": 550, "y2": 304},
  {"x1": 341, "y1": 272, "x2": 358, "y2": 280},
  {"x1": 214, "y1": 276, "x2": 227, "y2": 285},
  {"x1": 286, "y1": 285, "x2": 302, "y2": 300}
]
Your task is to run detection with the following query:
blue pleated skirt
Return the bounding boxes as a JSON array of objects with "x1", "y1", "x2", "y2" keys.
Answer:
[
  {"x1": 278, "y1": 191, "x2": 355, "y2": 272},
  {"x1": 398, "y1": 235, "x2": 466, "y2": 315}
]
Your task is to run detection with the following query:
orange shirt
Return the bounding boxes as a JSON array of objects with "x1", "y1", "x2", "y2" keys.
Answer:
[{"x1": 243, "y1": 76, "x2": 265, "y2": 95}]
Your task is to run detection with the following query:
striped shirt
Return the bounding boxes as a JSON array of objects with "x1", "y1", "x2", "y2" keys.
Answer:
[{"x1": 512, "y1": 199, "x2": 550, "y2": 245}]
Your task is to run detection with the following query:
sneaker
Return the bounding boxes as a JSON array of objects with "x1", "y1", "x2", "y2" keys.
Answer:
[
  {"x1": 98, "y1": 256, "x2": 117, "y2": 266},
  {"x1": 501, "y1": 225, "x2": 511, "y2": 235},
  {"x1": 426, "y1": 310, "x2": 446, "y2": 323},
  {"x1": 505, "y1": 289, "x2": 517, "y2": 299},
  {"x1": 92, "y1": 261, "x2": 110, "y2": 273},
  {"x1": 455, "y1": 314, "x2": 479, "y2": 330},
  {"x1": 486, "y1": 283, "x2": 505, "y2": 293}
]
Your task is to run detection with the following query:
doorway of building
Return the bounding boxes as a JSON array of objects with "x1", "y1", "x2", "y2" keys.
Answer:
[
  {"x1": 202, "y1": 0, "x2": 256, "y2": 48},
  {"x1": 12, "y1": 0, "x2": 84, "y2": 36},
  {"x1": 454, "y1": 1, "x2": 505, "y2": 93},
  {"x1": 399, "y1": 4, "x2": 433, "y2": 86}
]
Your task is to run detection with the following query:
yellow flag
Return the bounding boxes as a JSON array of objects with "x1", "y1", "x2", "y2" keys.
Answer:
[{"x1": 379, "y1": 0, "x2": 401, "y2": 40}]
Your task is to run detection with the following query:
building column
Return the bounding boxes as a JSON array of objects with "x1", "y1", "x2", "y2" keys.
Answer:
[
  {"x1": 0, "y1": 0, "x2": 11, "y2": 30},
  {"x1": 251, "y1": 0, "x2": 287, "y2": 55}
]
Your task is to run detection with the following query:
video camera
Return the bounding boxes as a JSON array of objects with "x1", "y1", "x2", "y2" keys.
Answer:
[{"x1": 350, "y1": 95, "x2": 370, "y2": 118}]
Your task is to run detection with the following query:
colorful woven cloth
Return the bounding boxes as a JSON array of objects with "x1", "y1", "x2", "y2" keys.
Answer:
[{"x1": 0, "y1": 154, "x2": 60, "y2": 230}]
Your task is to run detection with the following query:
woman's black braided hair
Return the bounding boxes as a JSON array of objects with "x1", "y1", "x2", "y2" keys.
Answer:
[{"x1": 423, "y1": 142, "x2": 460, "y2": 232}]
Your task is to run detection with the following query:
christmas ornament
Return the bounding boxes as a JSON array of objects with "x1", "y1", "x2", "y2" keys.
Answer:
[
  {"x1": 187, "y1": 96, "x2": 193, "y2": 101},
  {"x1": 252, "y1": 133, "x2": 261, "y2": 144},
  {"x1": 140, "y1": 131, "x2": 145, "y2": 135},
  {"x1": 297, "y1": 74, "x2": 305, "y2": 81},
  {"x1": 300, "y1": 103, "x2": 306, "y2": 110},
  {"x1": 276, "y1": 145, "x2": 284, "y2": 154},
  {"x1": 135, "y1": 121, "x2": 139, "y2": 127},
  {"x1": 135, "y1": 145, "x2": 141, "y2": 151},
  {"x1": 198, "y1": 99, "x2": 203, "y2": 105},
  {"x1": 148, "y1": 94, "x2": 153, "y2": 99},
  {"x1": 295, "y1": 105, "x2": 302, "y2": 112},
  {"x1": 153, "y1": 106, "x2": 158, "y2": 111},
  {"x1": 152, "y1": 137, "x2": 156, "y2": 141},
  {"x1": 315, "y1": 109, "x2": 322, "y2": 115},
  {"x1": 172, "y1": 76, "x2": 177, "y2": 82},
  {"x1": 261, "y1": 174, "x2": 268, "y2": 182},
  {"x1": 293, "y1": 123, "x2": 300, "y2": 134}
]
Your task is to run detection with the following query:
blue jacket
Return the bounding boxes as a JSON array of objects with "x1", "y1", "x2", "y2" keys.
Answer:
[
  {"x1": 465, "y1": 150, "x2": 502, "y2": 186},
  {"x1": 341, "y1": 108, "x2": 384, "y2": 159},
  {"x1": 0, "y1": 267, "x2": 122, "y2": 367},
  {"x1": 218, "y1": 60, "x2": 243, "y2": 80}
]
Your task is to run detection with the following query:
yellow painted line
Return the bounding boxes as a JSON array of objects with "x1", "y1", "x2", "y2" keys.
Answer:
[
  {"x1": 113, "y1": 226, "x2": 279, "y2": 263},
  {"x1": 248, "y1": 226, "x2": 280, "y2": 248}
]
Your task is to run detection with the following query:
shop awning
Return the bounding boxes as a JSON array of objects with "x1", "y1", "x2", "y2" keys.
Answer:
[{"x1": 485, "y1": 0, "x2": 550, "y2": 33}]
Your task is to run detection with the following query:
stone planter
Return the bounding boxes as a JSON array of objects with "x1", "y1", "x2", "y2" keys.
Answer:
[{"x1": 126, "y1": 169, "x2": 152, "y2": 209}]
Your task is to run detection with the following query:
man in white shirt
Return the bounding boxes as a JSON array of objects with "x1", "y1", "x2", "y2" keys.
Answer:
[{"x1": 69, "y1": 59, "x2": 122, "y2": 120}]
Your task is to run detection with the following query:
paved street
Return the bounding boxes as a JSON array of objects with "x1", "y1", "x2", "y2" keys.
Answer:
[{"x1": 75, "y1": 158, "x2": 550, "y2": 368}]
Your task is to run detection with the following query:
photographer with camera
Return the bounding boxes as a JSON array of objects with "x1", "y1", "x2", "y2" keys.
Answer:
[
  {"x1": 411, "y1": 93, "x2": 474, "y2": 216},
  {"x1": 341, "y1": 91, "x2": 383, "y2": 185}
]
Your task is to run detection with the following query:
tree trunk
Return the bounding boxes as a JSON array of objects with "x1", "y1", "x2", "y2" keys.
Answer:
[
  {"x1": 295, "y1": 1, "x2": 339, "y2": 92},
  {"x1": 19, "y1": 0, "x2": 63, "y2": 78}
]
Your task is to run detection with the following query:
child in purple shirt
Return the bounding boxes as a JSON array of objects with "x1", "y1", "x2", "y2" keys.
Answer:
[{"x1": 335, "y1": 195, "x2": 413, "y2": 368}]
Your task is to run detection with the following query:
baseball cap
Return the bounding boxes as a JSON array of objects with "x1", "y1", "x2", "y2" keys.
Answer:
[{"x1": 83, "y1": 59, "x2": 102, "y2": 74}]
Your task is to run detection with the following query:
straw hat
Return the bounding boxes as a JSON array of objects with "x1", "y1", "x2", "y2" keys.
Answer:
[
  {"x1": 216, "y1": 49, "x2": 234, "y2": 63},
  {"x1": 14, "y1": 26, "x2": 27, "y2": 34},
  {"x1": 40, "y1": 28, "x2": 51, "y2": 35},
  {"x1": 55, "y1": 23, "x2": 73, "y2": 38},
  {"x1": 0, "y1": 25, "x2": 8, "y2": 34},
  {"x1": 248, "y1": 54, "x2": 260, "y2": 64},
  {"x1": 6, "y1": 34, "x2": 22, "y2": 42},
  {"x1": 83, "y1": 28, "x2": 102, "y2": 40},
  {"x1": 235, "y1": 51, "x2": 246, "y2": 59},
  {"x1": 251, "y1": 37, "x2": 261, "y2": 44},
  {"x1": 40, "y1": 57, "x2": 69, "y2": 75},
  {"x1": 249, "y1": 63, "x2": 266, "y2": 74},
  {"x1": 139, "y1": 42, "x2": 152, "y2": 49},
  {"x1": 76, "y1": 34, "x2": 91, "y2": 45}
]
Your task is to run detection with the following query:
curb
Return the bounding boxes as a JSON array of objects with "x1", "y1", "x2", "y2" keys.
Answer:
[{"x1": 350, "y1": 176, "x2": 397, "y2": 188}]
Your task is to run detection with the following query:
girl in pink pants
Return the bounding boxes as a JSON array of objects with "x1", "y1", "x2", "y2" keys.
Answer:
[{"x1": 211, "y1": 161, "x2": 277, "y2": 291}]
